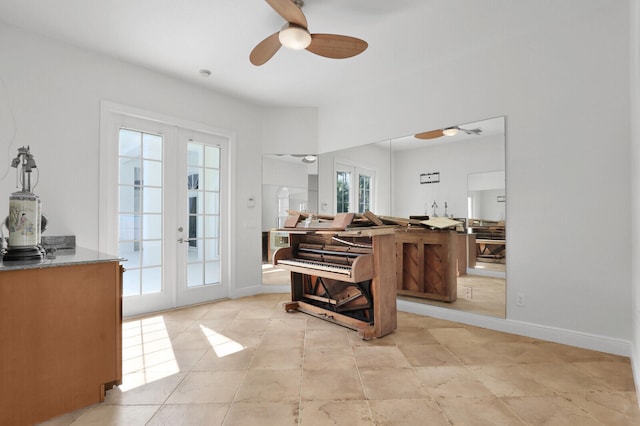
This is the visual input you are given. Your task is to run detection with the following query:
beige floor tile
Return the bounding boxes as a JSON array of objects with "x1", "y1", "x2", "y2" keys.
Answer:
[
  {"x1": 165, "y1": 371, "x2": 245, "y2": 404},
  {"x1": 467, "y1": 364, "x2": 553, "y2": 397},
  {"x1": 146, "y1": 403, "x2": 228, "y2": 426},
  {"x1": 502, "y1": 394, "x2": 603, "y2": 425},
  {"x1": 359, "y1": 368, "x2": 426, "y2": 400},
  {"x1": 300, "y1": 400, "x2": 374, "y2": 426},
  {"x1": 305, "y1": 328, "x2": 351, "y2": 347},
  {"x1": 139, "y1": 347, "x2": 207, "y2": 374},
  {"x1": 369, "y1": 399, "x2": 450, "y2": 426},
  {"x1": 536, "y1": 341, "x2": 614, "y2": 363},
  {"x1": 442, "y1": 341, "x2": 514, "y2": 365},
  {"x1": 199, "y1": 307, "x2": 240, "y2": 321},
  {"x1": 301, "y1": 368, "x2": 365, "y2": 401},
  {"x1": 303, "y1": 346, "x2": 357, "y2": 371},
  {"x1": 192, "y1": 318, "x2": 236, "y2": 334},
  {"x1": 387, "y1": 326, "x2": 440, "y2": 346},
  {"x1": 65, "y1": 404, "x2": 160, "y2": 426},
  {"x1": 415, "y1": 365, "x2": 495, "y2": 398},
  {"x1": 235, "y1": 306, "x2": 279, "y2": 319},
  {"x1": 398, "y1": 344, "x2": 462, "y2": 367},
  {"x1": 169, "y1": 329, "x2": 219, "y2": 350},
  {"x1": 260, "y1": 329, "x2": 305, "y2": 347},
  {"x1": 353, "y1": 345, "x2": 411, "y2": 369},
  {"x1": 224, "y1": 402, "x2": 299, "y2": 426},
  {"x1": 437, "y1": 396, "x2": 525, "y2": 425},
  {"x1": 234, "y1": 369, "x2": 302, "y2": 403},
  {"x1": 38, "y1": 407, "x2": 92, "y2": 426},
  {"x1": 428, "y1": 327, "x2": 482, "y2": 346},
  {"x1": 217, "y1": 328, "x2": 264, "y2": 349},
  {"x1": 559, "y1": 390, "x2": 640, "y2": 425},
  {"x1": 519, "y1": 362, "x2": 611, "y2": 393},
  {"x1": 38, "y1": 294, "x2": 640, "y2": 426},
  {"x1": 193, "y1": 347, "x2": 255, "y2": 371},
  {"x1": 572, "y1": 360, "x2": 637, "y2": 392},
  {"x1": 461, "y1": 324, "x2": 537, "y2": 344},
  {"x1": 267, "y1": 316, "x2": 308, "y2": 331},
  {"x1": 250, "y1": 346, "x2": 303, "y2": 370},
  {"x1": 105, "y1": 372, "x2": 187, "y2": 405},
  {"x1": 223, "y1": 318, "x2": 271, "y2": 334},
  {"x1": 348, "y1": 331, "x2": 397, "y2": 347},
  {"x1": 482, "y1": 341, "x2": 565, "y2": 364}
]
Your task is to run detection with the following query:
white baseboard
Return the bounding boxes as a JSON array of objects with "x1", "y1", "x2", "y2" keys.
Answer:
[
  {"x1": 230, "y1": 285, "x2": 289, "y2": 299},
  {"x1": 397, "y1": 299, "x2": 632, "y2": 357}
]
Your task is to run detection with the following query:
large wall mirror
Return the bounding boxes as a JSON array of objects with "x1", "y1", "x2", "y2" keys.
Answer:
[
  {"x1": 261, "y1": 116, "x2": 506, "y2": 318},
  {"x1": 261, "y1": 154, "x2": 318, "y2": 285}
]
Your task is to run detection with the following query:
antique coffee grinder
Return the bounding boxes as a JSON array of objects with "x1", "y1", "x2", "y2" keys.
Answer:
[{"x1": 3, "y1": 146, "x2": 44, "y2": 261}]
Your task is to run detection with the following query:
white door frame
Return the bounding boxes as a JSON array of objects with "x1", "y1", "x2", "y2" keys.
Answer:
[{"x1": 99, "y1": 100, "x2": 236, "y2": 317}]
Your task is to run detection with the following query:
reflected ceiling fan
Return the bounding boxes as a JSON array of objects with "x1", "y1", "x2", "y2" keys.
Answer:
[
  {"x1": 276, "y1": 154, "x2": 317, "y2": 163},
  {"x1": 250, "y1": 0, "x2": 368, "y2": 66},
  {"x1": 415, "y1": 126, "x2": 483, "y2": 140}
]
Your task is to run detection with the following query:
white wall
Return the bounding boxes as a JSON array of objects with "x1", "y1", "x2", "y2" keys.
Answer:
[
  {"x1": 0, "y1": 24, "x2": 316, "y2": 296},
  {"x1": 318, "y1": 2, "x2": 632, "y2": 352},
  {"x1": 630, "y1": 0, "x2": 640, "y2": 391}
]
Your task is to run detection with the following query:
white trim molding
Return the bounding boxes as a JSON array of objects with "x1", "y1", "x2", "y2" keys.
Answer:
[{"x1": 398, "y1": 299, "x2": 632, "y2": 357}]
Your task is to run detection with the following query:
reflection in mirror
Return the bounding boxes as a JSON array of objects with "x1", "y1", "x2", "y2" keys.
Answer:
[
  {"x1": 317, "y1": 141, "x2": 391, "y2": 216},
  {"x1": 261, "y1": 117, "x2": 506, "y2": 318},
  {"x1": 467, "y1": 170, "x2": 506, "y2": 275},
  {"x1": 261, "y1": 154, "x2": 318, "y2": 286},
  {"x1": 391, "y1": 116, "x2": 506, "y2": 317}
]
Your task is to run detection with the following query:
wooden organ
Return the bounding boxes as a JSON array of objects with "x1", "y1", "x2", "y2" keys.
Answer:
[
  {"x1": 274, "y1": 227, "x2": 397, "y2": 339},
  {"x1": 395, "y1": 228, "x2": 458, "y2": 302}
]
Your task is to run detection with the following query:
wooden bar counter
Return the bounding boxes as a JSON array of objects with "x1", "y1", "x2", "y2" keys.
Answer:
[{"x1": 0, "y1": 249, "x2": 123, "y2": 425}]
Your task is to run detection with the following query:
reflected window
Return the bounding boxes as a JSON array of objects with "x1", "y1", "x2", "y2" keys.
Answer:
[
  {"x1": 335, "y1": 163, "x2": 375, "y2": 214},
  {"x1": 358, "y1": 174, "x2": 371, "y2": 213},
  {"x1": 336, "y1": 171, "x2": 350, "y2": 213}
]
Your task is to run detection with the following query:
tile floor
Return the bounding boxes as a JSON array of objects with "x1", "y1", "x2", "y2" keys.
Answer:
[{"x1": 42, "y1": 293, "x2": 639, "y2": 425}]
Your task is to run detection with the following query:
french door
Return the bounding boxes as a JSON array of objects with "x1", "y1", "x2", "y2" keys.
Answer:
[{"x1": 101, "y1": 109, "x2": 229, "y2": 317}]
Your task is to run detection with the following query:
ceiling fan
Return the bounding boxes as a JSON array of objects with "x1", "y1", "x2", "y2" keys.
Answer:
[
  {"x1": 250, "y1": 0, "x2": 368, "y2": 66},
  {"x1": 415, "y1": 126, "x2": 483, "y2": 140}
]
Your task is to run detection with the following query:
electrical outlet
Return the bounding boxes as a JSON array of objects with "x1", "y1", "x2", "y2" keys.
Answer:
[
  {"x1": 464, "y1": 286, "x2": 473, "y2": 300},
  {"x1": 516, "y1": 293, "x2": 525, "y2": 307}
]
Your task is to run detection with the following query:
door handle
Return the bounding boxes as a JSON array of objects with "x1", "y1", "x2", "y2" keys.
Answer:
[{"x1": 178, "y1": 237, "x2": 185, "y2": 243}]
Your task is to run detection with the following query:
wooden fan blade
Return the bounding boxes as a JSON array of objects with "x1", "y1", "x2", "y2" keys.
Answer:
[
  {"x1": 415, "y1": 129, "x2": 445, "y2": 140},
  {"x1": 250, "y1": 32, "x2": 282, "y2": 66},
  {"x1": 306, "y1": 34, "x2": 368, "y2": 59},
  {"x1": 266, "y1": 0, "x2": 308, "y2": 28}
]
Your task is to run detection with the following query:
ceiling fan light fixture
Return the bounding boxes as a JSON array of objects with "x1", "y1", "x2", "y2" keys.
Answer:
[
  {"x1": 279, "y1": 25, "x2": 311, "y2": 50},
  {"x1": 443, "y1": 127, "x2": 459, "y2": 137}
]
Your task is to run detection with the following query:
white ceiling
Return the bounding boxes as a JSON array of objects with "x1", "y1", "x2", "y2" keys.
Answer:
[{"x1": 0, "y1": 0, "x2": 612, "y2": 108}]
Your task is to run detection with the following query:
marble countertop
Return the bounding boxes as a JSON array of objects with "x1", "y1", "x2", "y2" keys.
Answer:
[{"x1": 0, "y1": 247, "x2": 122, "y2": 271}]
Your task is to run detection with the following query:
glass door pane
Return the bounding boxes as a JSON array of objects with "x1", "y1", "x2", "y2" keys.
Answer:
[
  {"x1": 186, "y1": 142, "x2": 221, "y2": 288},
  {"x1": 118, "y1": 129, "x2": 163, "y2": 297}
]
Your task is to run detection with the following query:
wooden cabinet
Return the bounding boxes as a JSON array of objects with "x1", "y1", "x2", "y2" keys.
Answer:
[
  {"x1": 0, "y1": 260, "x2": 122, "y2": 425},
  {"x1": 395, "y1": 229, "x2": 458, "y2": 302}
]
